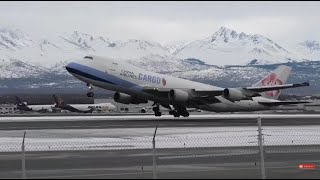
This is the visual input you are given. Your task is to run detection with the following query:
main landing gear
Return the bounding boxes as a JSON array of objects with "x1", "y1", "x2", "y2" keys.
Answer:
[
  {"x1": 152, "y1": 103, "x2": 189, "y2": 118},
  {"x1": 86, "y1": 83, "x2": 94, "y2": 97},
  {"x1": 152, "y1": 104, "x2": 162, "y2": 117},
  {"x1": 169, "y1": 106, "x2": 189, "y2": 117}
]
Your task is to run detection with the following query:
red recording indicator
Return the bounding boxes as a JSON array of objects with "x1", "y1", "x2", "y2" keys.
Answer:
[{"x1": 299, "y1": 164, "x2": 316, "y2": 169}]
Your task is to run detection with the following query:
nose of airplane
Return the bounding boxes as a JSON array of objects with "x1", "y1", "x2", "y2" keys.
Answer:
[
  {"x1": 65, "y1": 62, "x2": 81, "y2": 74},
  {"x1": 65, "y1": 62, "x2": 73, "y2": 73},
  {"x1": 65, "y1": 57, "x2": 93, "y2": 74}
]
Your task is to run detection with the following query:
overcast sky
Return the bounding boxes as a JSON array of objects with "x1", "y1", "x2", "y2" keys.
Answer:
[{"x1": 1, "y1": 1, "x2": 320, "y2": 48}]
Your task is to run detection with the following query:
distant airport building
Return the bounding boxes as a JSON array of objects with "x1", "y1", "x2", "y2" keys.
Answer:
[{"x1": 0, "y1": 104, "x2": 15, "y2": 114}]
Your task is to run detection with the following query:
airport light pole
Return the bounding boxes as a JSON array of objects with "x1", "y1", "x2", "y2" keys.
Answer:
[
  {"x1": 153, "y1": 126, "x2": 158, "y2": 179},
  {"x1": 258, "y1": 117, "x2": 266, "y2": 179},
  {"x1": 21, "y1": 131, "x2": 26, "y2": 179}
]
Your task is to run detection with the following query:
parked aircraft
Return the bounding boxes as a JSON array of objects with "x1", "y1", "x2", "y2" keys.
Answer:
[
  {"x1": 65, "y1": 55, "x2": 310, "y2": 117},
  {"x1": 53, "y1": 94, "x2": 116, "y2": 113},
  {"x1": 15, "y1": 96, "x2": 56, "y2": 113}
]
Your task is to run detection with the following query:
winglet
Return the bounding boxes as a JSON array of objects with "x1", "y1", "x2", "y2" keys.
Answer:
[{"x1": 302, "y1": 81, "x2": 310, "y2": 86}]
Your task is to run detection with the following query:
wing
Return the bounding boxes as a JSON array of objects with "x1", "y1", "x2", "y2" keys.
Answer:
[
  {"x1": 258, "y1": 101, "x2": 311, "y2": 106},
  {"x1": 142, "y1": 86, "x2": 224, "y2": 96},
  {"x1": 142, "y1": 86, "x2": 223, "y2": 105},
  {"x1": 142, "y1": 80, "x2": 310, "y2": 105},
  {"x1": 142, "y1": 81, "x2": 309, "y2": 99}
]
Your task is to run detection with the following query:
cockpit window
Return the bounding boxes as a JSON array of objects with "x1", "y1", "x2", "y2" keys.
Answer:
[{"x1": 84, "y1": 56, "x2": 93, "y2": 60}]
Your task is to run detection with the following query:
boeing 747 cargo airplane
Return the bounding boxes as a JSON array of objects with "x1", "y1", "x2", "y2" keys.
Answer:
[{"x1": 65, "y1": 55, "x2": 310, "y2": 117}]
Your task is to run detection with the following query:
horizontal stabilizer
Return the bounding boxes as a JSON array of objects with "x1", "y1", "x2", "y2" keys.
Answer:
[
  {"x1": 245, "y1": 81, "x2": 310, "y2": 93},
  {"x1": 258, "y1": 101, "x2": 312, "y2": 106}
]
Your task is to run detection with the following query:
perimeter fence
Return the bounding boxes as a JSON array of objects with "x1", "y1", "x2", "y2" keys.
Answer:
[{"x1": 0, "y1": 117, "x2": 320, "y2": 179}]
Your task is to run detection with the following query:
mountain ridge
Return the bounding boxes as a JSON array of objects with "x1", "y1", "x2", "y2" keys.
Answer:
[{"x1": 0, "y1": 26, "x2": 318, "y2": 95}]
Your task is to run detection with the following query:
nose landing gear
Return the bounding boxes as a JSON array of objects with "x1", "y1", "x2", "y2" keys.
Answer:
[
  {"x1": 87, "y1": 92, "x2": 94, "y2": 97},
  {"x1": 86, "y1": 84, "x2": 94, "y2": 97}
]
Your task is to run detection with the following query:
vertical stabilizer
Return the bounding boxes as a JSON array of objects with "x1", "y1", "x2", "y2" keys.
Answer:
[
  {"x1": 15, "y1": 96, "x2": 22, "y2": 105},
  {"x1": 252, "y1": 65, "x2": 292, "y2": 99},
  {"x1": 53, "y1": 95, "x2": 64, "y2": 107},
  {"x1": 14, "y1": 96, "x2": 31, "y2": 111}
]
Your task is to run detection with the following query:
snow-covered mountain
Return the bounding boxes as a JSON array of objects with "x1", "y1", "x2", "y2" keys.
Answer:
[
  {"x1": 164, "y1": 41, "x2": 188, "y2": 54},
  {"x1": 1, "y1": 26, "x2": 319, "y2": 71},
  {"x1": 0, "y1": 29, "x2": 172, "y2": 69},
  {"x1": 0, "y1": 26, "x2": 319, "y2": 95},
  {"x1": 299, "y1": 40, "x2": 320, "y2": 52},
  {"x1": 0, "y1": 28, "x2": 32, "y2": 51},
  {"x1": 50, "y1": 60, "x2": 71, "y2": 75},
  {"x1": 59, "y1": 31, "x2": 115, "y2": 51},
  {"x1": 0, "y1": 57, "x2": 49, "y2": 78},
  {"x1": 97, "y1": 39, "x2": 170, "y2": 60},
  {"x1": 58, "y1": 31, "x2": 171, "y2": 59},
  {"x1": 173, "y1": 27, "x2": 298, "y2": 66},
  {"x1": 294, "y1": 40, "x2": 320, "y2": 61}
]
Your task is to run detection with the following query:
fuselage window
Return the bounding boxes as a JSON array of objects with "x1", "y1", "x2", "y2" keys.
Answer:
[{"x1": 84, "y1": 56, "x2": 93, "y2": 60}]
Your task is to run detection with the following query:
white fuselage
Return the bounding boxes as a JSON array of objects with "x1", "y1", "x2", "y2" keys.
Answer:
[
  {"x1": 70, "y1": 103, "x2": 116, "y2": 112},
  {"x1": 28, "y1": 105, "x2": 56, "y2": 112},
  {"x1": 66, "y1": 56, "x2": 280, "y2": 112}
]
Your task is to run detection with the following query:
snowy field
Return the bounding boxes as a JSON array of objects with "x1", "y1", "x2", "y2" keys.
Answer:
[{"x1": 1, "y1": 125, "x2": 320, "y2": 152}]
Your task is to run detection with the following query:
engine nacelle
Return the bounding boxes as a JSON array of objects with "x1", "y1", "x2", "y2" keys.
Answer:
[
  {"x1": 114, "y1": 92, "x2": 148, "y2": 104},
  {"x1": 168, "y1": 89, "x2": 189, "y2": 103},
  {"x1": 222, "y1": 88, "x2": 248, "y2": 101}
]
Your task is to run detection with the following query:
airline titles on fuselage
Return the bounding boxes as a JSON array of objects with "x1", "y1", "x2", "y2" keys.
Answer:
[{"x1": 120, "y1": 69, "x2": 165, "y2": 86}]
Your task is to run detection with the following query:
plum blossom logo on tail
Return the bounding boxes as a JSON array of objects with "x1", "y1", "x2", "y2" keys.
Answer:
[
  {"x1": 261, "y1": 73, "x2": 283, "y2": 97},
  {"x1": 162, "y1": 78, "x2": 167, "y2": 86}
]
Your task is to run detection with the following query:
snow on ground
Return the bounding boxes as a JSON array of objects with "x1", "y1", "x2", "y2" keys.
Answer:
[{"x1": 1, "y1": 125, "x2": 320, "y2": 152}]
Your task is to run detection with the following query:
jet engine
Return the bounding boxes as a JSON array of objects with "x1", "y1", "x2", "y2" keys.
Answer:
[
  {"x1": 114, "y1": 92, "x2": 148, "y2": 104},
  {"x1": 168, "y1": 89, "x2": 189, "y2": 103},
  {"x1": 222, "y1": 88, "x2": 249, "y2": 101}
]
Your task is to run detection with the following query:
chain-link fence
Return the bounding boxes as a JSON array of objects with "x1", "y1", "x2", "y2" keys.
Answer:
[{"x1": 0, "y1": 118, "x2": 320, "y2": 179}]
